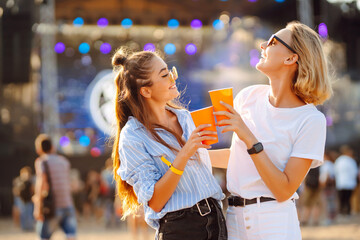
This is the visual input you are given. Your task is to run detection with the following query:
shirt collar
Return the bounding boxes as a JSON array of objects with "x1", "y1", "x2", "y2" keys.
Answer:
[{"x1": 128, "y1": 106, "x2": 186, "y2": 131}]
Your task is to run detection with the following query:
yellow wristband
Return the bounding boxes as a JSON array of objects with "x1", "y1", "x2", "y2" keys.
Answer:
[
  {"x1": 161, "y1": 156, "x2": 183, "y2": 176},
  {"x1": 169, "y1": 164, "x2": 184, "y2": 176}
]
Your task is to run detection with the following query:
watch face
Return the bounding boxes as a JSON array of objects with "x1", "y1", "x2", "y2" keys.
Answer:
[{"x1": 254, "y1": 143, "x2": 263, "y2": 152}]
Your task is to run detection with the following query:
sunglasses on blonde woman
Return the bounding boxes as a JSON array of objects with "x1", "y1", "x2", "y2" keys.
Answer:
[
  {"x1": 267, "y1": 34, "x2": 297, "y2": 53},
  {"x1": 169, "y1": 66, "x2": 178, "y2": 83},
  {"x1": 267, "y1": 34, "x2": 299, "y2": 64}
]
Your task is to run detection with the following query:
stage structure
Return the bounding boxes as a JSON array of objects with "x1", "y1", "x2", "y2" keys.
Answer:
[
  {"x1": 34, "y1": 12, "x2": 277, "y2": 156},
  {"x1": 39, "y1": 0, "x2": 60, "y2": 146}
]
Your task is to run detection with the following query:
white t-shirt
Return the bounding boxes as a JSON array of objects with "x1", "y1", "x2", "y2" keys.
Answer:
[
  {"x1": 227, "y1": 85, "x2": 326, "y2": 200},
  {"x1": 334, "y1": 155, "x2": 358, "y2": 190}
]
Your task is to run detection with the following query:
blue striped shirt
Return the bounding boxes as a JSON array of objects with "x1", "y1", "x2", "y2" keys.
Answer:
[{"x1": 117, "y1": 107, "x2": 225, "y2": 230}]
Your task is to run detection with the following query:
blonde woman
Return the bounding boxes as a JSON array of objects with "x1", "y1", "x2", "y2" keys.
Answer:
[
  {"x1": 112, "y1": 48, "x2": 227, "y2": 240},
  {"x1": 211, "y1": 21, "x2": 332, "y2": 239}
]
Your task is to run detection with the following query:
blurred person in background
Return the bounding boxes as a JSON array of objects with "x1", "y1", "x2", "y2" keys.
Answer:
[
  {"x1": 69, "y1": 168, "x2": 85, "y2": 215},
  {"x1": 33, "y1": 134, "x2": 77, "y2": 240},
  {"x1": 100, "y1": 158, "x2": 118, "y2": 227},
  {"x1": 319, "y1": 150, "x2": 337, "y2": 225},
  {"x1": 300, "y1": 167, "x2": 321, "y2": 226},
  {"x1": 83, "y1": 170, "x2": 102, "y2": 220},
  {"x1": 112, "y1": 47, "x2": 227, "y2": 240},
  {"x1": 12, "y1": 166, "x2": 35, "y2": 231},
  {"x1": 334, "y1": 145, "x2": 358, "y2": 216},
  {"x1": 211, "y1": 21, "x2": 332, "y2": 239}
]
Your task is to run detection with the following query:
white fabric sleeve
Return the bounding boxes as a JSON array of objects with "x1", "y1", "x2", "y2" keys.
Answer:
[
  {"x1": 290, "y1": 114, "x2": 327, "y2": 168},
  {"x1": 233, "y1": 88, "x2": 245, "y2": 112}
]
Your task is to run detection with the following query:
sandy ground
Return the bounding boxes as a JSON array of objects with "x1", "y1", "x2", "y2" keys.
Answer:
[{"x1": 0, "y1": 214, "x2": 359, "y2": 240}]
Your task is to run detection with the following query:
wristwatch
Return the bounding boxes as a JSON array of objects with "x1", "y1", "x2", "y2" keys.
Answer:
[{"x1": 247, "y1": 142, "x2": 263, "y2": 155}]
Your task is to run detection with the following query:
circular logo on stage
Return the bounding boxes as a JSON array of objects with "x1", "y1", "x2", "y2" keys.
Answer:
[{"x1": 85, "y1": 70, "x2": 116, "y2": 135}]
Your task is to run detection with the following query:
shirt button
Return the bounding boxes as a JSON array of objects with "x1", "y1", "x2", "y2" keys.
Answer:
[
  {"x1": 245, "y1": 217, "x2": 250, "y2": 221},
  {"x1": 246, "y1": 226, "x2": 251, "y2": 230}
]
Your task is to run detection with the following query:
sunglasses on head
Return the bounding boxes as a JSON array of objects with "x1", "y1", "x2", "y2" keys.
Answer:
[{"x1": 169, "y1": 66, "x2": 178, "y2": 83}]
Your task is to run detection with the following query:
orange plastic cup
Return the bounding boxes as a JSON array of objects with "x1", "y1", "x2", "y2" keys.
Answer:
[
  {"x1": 190, "y1": 106, "x2": 218, "y2": 145},
  {"x1": 209, "y1": 87, "x2": 233, "y2": 124}
]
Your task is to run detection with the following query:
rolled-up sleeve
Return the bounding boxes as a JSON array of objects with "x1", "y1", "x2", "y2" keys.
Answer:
[{"x1": 118, "y1": 139, "x2": 162, "y2": 206}]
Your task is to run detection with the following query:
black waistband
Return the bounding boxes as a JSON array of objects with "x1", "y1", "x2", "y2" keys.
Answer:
[
  {"x1": 163, "y1": 198, "x2": 218, "y2": 220},
  {"x1": 228, "y1": 195, "x2": 276, "y2": 207}
]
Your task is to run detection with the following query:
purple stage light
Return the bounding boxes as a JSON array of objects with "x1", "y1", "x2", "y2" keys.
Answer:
[
  {"x1": 97, "y1": 18, "x2": 108, "y2": 28},
  {"x1": 54, "y1": 42, "x2": 66, "y2": 53},
  {"x1": 144, "y1": 43, "x2": 156, "y2": 52},
  {"x1": 191, "y1": 19, "x2": 202, "y2": 29},
  {"x1": 250, "y1": 56, "x2": 259, "y2": 67},
  {"x1": 318, "y1": 23, "x2": 328, "y2": 38},
  {"x1": 100, "y1": 43, "x2": 112, "y2": 54},
  {"x1": 326, "y1": 115, "x2": 333, "y2": 127},
  {"x1": 59, "y1": 136, "x2": 70, "y2": 147},
  {"x1": 249, "y1": 49, "x2": 259, "y2": 58},
  {"x1": 185, "y1": 43, "x2": 197, "y2": 55}
]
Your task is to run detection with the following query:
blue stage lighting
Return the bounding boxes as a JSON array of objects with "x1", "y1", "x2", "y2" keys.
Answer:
[
  {"x1": 164, "y1": 43, "x2": 176, "y2": 55},
  {"x1": 213, "y1": 19, "x2": 224, "y2": 30},
  {"x1": 79, "y1": 135, "x2": 90, "y2": 147},
  {"x1": 121, "y1": 18, "x2": 133, "y2": 29},
  {"x1": 73, "y1": 17, "x2": 84, "y2": 27},
  {"x1": 79, "y1": 43, "x2": 90, "y2": 54},
  {"x1": 168, "y1": 19, "x2": 179, "y2": 29}
]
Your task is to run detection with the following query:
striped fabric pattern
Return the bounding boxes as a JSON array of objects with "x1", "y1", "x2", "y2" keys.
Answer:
[
  {"x1": 117, "y1": 107, "x2": 224, "y2": 230},
  {"x1": 38, "y1": 154, "x2": 73, "y2": 208}
]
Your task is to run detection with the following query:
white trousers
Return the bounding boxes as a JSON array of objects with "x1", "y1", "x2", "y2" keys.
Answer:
[{"x1": 226, "y1": 199, "x2": 302, "y2": 240}]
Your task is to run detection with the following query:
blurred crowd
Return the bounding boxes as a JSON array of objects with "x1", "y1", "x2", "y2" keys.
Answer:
[
  {"x1": 298, "y1": 145, "x2": 360, "y2": 226},
  {"x1": 11, "y1": 157, "x2": 150, "y2": 240},
  {"x1": 10, "y1": 144, "x2": 360, "y2": 236}
]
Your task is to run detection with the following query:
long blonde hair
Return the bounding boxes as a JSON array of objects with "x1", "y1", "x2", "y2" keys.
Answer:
[
  {"x1": 111, "y1": 47, "x2": 185, "y2": 218},
  {"x1": 287, "y1": 21, "x2": 333, "y2": 105}
]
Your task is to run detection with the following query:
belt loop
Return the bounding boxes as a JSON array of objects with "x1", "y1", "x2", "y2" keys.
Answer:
[{"x1": 256, "y1": 197, "x2": 260, "y2": 208}]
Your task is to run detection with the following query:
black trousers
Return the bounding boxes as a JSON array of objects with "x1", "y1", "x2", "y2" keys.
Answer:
[
  {"x1": 338, "y1": 189, "x2": 353, "y2": 215},
  {"x1": 157, "y1": 198, "x2": 227, "y2": 240}
]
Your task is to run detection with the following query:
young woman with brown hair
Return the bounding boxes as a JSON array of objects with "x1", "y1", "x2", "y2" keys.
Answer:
[{"x1": 111, "y1": 48, "x2": 227, "y2": 240}]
